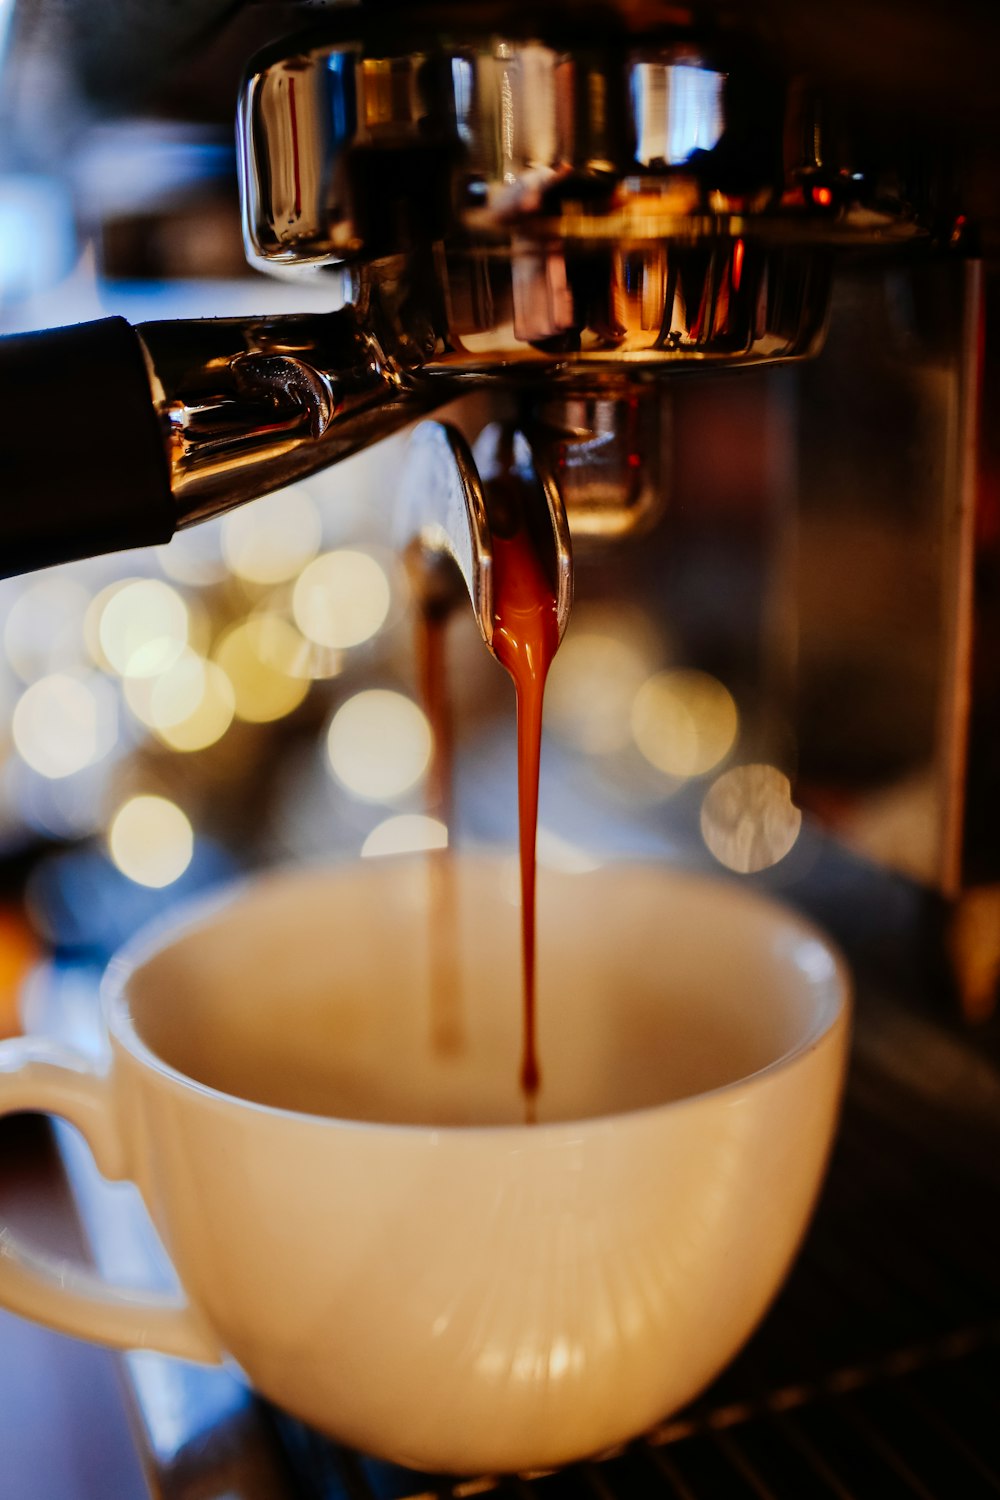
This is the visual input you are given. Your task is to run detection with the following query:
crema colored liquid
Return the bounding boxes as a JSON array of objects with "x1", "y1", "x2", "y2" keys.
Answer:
[
  {"x1": 490, "y1": 524, "x2": 560, "y2": 1107},
  {"x1": 413, "y1": 477, "x2": 560, "y2": 1113}
]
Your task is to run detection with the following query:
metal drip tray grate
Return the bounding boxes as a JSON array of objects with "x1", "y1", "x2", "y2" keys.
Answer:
[{"x1": 270, "y1": 1016, "x2": 1000, "y2": 1500}]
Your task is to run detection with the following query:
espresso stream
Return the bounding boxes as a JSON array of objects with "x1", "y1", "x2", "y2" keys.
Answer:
[
  {"x1": 490, "y1": 525, "x2": 560, "y2": 1103},
  {"x1": 415, "y1": 502, "x2": 560, "y2": 1113}
]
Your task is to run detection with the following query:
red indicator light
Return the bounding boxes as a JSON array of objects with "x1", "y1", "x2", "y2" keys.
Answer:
[{"x1": 813, "y1": 186, "x2": 833, "y2": 207}]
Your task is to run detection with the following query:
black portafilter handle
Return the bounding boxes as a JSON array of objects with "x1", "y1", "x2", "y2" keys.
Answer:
[{"x1": 0, "y1": 317, "x2": 175, "y2": 580}]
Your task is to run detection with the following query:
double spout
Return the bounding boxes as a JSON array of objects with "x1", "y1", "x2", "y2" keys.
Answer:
[{"x1": 397, "y1": 419, "x2": 573, "y2": 657}]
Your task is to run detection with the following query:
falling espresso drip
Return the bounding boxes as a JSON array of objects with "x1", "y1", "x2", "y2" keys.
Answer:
[{"x1": 491, "y1": 525, "x2": 561, "y2": 1108}]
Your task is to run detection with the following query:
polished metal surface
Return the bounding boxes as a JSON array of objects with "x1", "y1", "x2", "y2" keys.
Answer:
[
  {"x1": 530, "y1": 387, "x2": 667, "y2": 538},
  {"x1": 139, "y1": 241, "x2": 804, "y2": 533},
  {"x1": 136, "y1": 299, "x2": 445, "y2": 527},
  {"x1": 234, "y1": 20, "x2": 911, "y2": 380},
  {"x1": 239, "y1": 27, "x2": 925, "y2": 274},
  {"x1": 140, "y1": 11, "x2": 911, "y2": 549},
  {"x1": 397, "y1": 421, "x2": 494, "y2": 636},
  {"x1": 127, "y1": 5, "x2": 953, "y2": 550},
  {"x1": 401, "y1": 239, "x2": 832, "y2": 370}
]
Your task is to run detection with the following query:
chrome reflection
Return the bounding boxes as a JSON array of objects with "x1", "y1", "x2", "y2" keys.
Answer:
[
  {"x1": 630, "y1": 60, "x2": 725, "y2": 168},
  {"x1": 240, "y1": 27, "x2": 922, "y2": 274}
]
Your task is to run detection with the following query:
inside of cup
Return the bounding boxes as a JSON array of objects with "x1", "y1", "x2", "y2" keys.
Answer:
[{"x1": 118, "y1": 856, "x2": 846, "y2": 1128}]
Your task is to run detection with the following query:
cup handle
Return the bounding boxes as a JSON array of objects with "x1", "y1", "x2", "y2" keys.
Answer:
[{"x1": 0, "y1": 1036, "x2": 221, "y2": 1364}]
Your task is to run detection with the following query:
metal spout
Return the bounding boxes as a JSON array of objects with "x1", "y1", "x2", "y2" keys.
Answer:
[{"x1": 396, "y1": 420, "x2": 573, "y2": 655}]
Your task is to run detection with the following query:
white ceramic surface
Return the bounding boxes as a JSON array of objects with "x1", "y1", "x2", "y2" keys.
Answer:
[{"x1": 0, "y1": 856, "x2": 850, "y2": 1473}]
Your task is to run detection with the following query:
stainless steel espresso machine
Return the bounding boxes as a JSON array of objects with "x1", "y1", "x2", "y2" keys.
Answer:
[
  {"x1": 2, "y1": 3, "x2": 1000, "y2": 1496},
  {"x1": 2, "y1": 0, "x2": 999, "y2": 1006}
]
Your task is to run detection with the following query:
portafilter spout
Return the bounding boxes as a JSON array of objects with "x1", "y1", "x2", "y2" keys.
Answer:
[{"x1": 397, "y1": 420, "x2": 573, "y2": 655}]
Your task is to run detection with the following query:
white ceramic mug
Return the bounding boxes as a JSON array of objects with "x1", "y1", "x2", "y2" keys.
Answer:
[{"x1": 0, "y1": 856, "x2": 849, "y2": 1474}]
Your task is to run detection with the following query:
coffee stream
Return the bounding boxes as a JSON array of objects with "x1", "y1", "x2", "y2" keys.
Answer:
[
  {"x1": 490, "y1": 524, "x2": 560, "y2": 1105},
  {"x1": 414, "y1": 461, "x2": 560, "y2": 1115}
]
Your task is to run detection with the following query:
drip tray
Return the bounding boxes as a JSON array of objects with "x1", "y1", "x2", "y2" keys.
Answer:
[{"x1": 268, "y1": 1000, "x2": 1000, "y2": 1500}]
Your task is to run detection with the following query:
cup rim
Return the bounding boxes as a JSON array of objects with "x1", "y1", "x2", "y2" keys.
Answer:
[{"x1": 100, "y1": 853, "x2": 852, "y2": 1139}]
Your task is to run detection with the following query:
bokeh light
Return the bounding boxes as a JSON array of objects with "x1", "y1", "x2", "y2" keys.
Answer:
[
  {"x1": 4, "y1": 576, "x2": 90, "y2": 683},
  {"x1": 124, "y1": 648, "x2": 235, "y2": 752},
  {"x1": 12, "y1": 673, "x2": 117, "y2": 779},
  {"x1": 361, "y1": 814, "x2": 448, "y2": 857},
  {"x1": 536, "y1": 827, "x2": 602, "y2": 874},
  {"x1": 290, "y1": 640, "x2": 345, "y2": 682},
  {"x1": 97, "y1": 578, "x2": 189, "y2": 678},
  {"x1": 12, "y1": 758, "x2": 113, "y2": 841},
  {"x1": 213, "y1": 616, "x2": 310, "y2": 723},
  {"x1": 108, "y1": 795, "x2": 194, "y2": 888},
  {"x1": 156, "y1": 521, "x2": 227, "y2": 587},
  {"x1": 545, "y1": 627, "x2": 653, "y2": 754},
  {"x1": 631, "y1": 669, "x2": 738, "y2": 778},
  {"x1": 292, "y1": 549, "x2": 391, "y2": 649},
  {"x1": 700, "y1": 763, "x2": 802, "y2": 873},
  {"x1": 221, "y1": 486, "x2": 321, "y2": 585},
  {"x1": 0, "y1": 665, "x2": 21, "y2": 750},
  {"x1": 84, "y1": 581, "x2": 125, "y2": 670},
  {"x1": 326, "y1": 690, "x2": 431, "y2": 801}
]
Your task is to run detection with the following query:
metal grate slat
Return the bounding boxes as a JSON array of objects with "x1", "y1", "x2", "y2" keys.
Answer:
[
  {"x1": 767, "y1": 1411, "x2": 857, "y2": 1500},
  {"x1": 710, "y1": 1432, "x2": 781, "y2": 1500},
  {"x1": 498, "y1": 1478, "x2": 537, "y2": 1500},
  {"x1": 837, "y1": 1397, "x2": 940, "y2": 1500},
  {"x1": 531, "y1": 1463, "x2": 600, "y2": 1500},
  {"x1": 863, "y1": 1381, "x2": 1000, "y2": 1497},
  {"x1": 580, "y1": 1460, "x2": 631, "y2": 1500},
  {"x1": 641, "y1": 1441, "x2": 704, "y2": 1500},
  {"x1": 914, "y1": 1357, "x2": 1000, "y2": 1469},
  {"x1": 652, "y1": 1434, "x2": 769, "y2": 1500},
  {"x1": 728, "y1": 1416, "x2": 852, "y2": 1500},
  {"x1": 791, "y1": 1400, "x2": 938, "y2": 1500},
  {"x1": 574, "y1": 1449, "x2": 673, "y2": 1500}
]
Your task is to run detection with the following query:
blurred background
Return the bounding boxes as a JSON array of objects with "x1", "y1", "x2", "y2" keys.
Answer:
[
  {"x1": 5, "y1": 5, "x2": 1000, "y2": 1498},
  {"x1": 0, "y1": 0, "x2": 970, "y2": 1039}
]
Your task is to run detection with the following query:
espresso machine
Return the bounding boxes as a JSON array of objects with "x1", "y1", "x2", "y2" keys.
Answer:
[
  {"x1": 2, "y1": 0, "x2": 999, "y2": 1010},
  {"x1": 2, "y1": 2, "x2": 1000, "y2": 1495}
]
